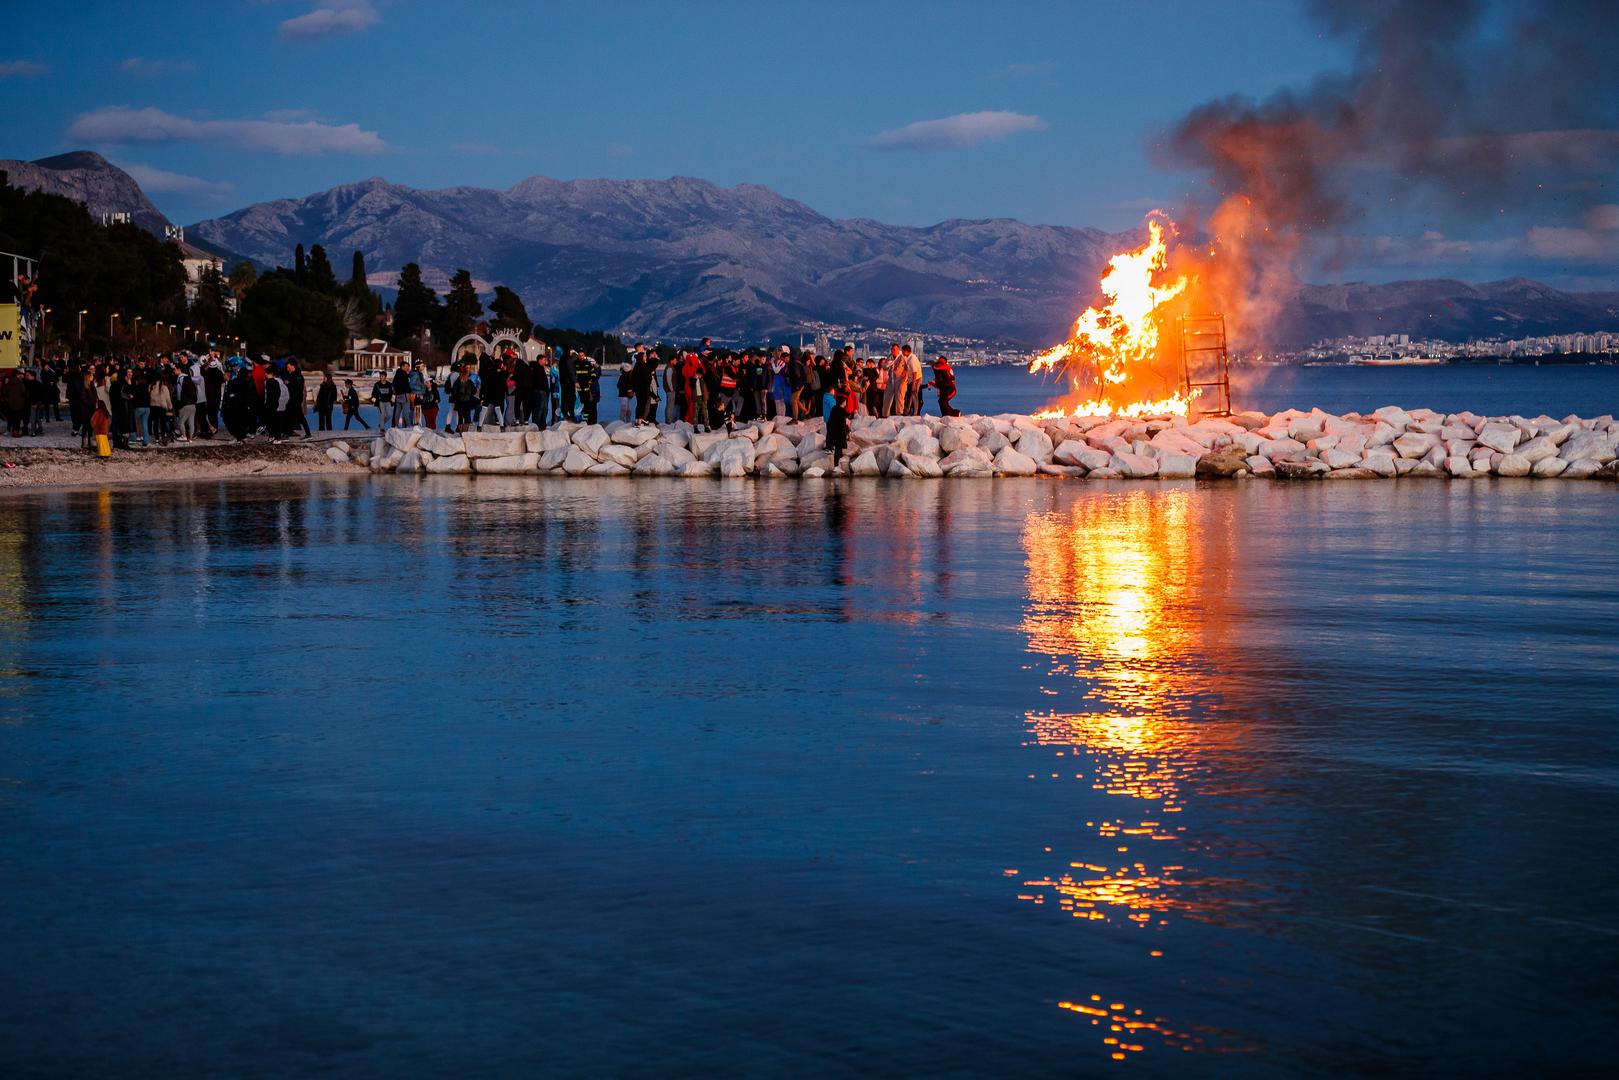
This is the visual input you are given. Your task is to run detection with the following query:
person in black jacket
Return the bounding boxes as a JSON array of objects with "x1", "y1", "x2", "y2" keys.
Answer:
[
  {"x1": 371, "y1": 372, "x2": 393, "y2": 431},
  {"x1": 557, "y1": 347, "x2": 576, "y2": 422},
  {"x1": 390, "y1": 362, "x2": 413, "y2": 429},
  {"x1": 341, "y1": 379, "x2": 368, "y2": 430},
  {"x1": 576, "y1": 351, "x2": 600, "y2": 425},
  {"x1": 512, "y1": 354, "x2": 533, "y2": 427},
  {"x1": 176, "y1": 366, "x2": 200, "y2": 442},
  {"x1": 477, "y1": 351, "x2": 506, "y2": 430},
  {"x1": 202, "y1": 359, "x2": 224, "y2": 437},
  {"x1": 632, "y1": 347, "x2": 658, "y2": 424},
  {"x1": 827, "y1": 397, "x2": 851, "y2": 465},
  {"x1": 286, "y1": 361, "x2": 312, "y2": 438},
  {"x1": 531, "y1": 352, "x2": 552, "y2": 429},
  {"x1": 314, "y1": 372, "x2": 338, "y2": 430},
  {"x1": 223, "y1": 367, "x2": 256, "y2": 440}
]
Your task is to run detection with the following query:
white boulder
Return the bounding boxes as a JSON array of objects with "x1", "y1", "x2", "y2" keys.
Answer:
[
  {"x1": 525, "y1": 429, "x2": 570, "y2": 454},
  {"x1": 425, "y1": 452, "x2": 470, "y2": 474},
  {"x1": 1516, "y1": 435, "x2": 1559, "y2": 464},
  {"x1": 1475, "y1": 423, "x2": 1521, "y2": 453},
  {"x1": 462, "y1": 431, "x2": 527, "y2": 459},
  {"x1": 474, "y1": 453, "x2": 538, "y2": 475},
  {"x1": 384, "y1": 426, "x2": 423, "y2": 453},
  {"x1": 561, "y1": 448, "x2": 598, "y2": 475},
  {"x1": 1155, "y1": 454, "x2": 1197, "y2": 479},
  {"x1": 571, "y1": 425, "x2": 611, "y2": 457},
  {"x1": 1110, "y1": 452, "x2": 1159, "y2": 479}
]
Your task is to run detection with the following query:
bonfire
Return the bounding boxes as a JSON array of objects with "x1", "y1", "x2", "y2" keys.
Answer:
[{"x1": 1029, "y1": 216, "x2": 1200, "y2": 419}]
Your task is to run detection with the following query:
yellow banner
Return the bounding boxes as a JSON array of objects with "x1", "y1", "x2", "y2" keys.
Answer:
[{"x1": 0, "y1": 304, "x2": 20, "y2": 369}]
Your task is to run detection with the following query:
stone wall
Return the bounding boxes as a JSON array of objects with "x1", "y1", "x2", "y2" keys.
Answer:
[{"x1": 328, "y1": 407, "x2": 1619, "y2": 481}]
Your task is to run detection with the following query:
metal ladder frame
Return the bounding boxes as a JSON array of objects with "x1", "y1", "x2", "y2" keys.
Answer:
[{"x1": 1177, "y1": 314, "x2": 1232, "y2": 417}]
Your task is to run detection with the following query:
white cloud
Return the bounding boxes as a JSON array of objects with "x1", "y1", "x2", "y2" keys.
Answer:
[
  {"x1": 1525, "y1": 207, "x2": 1619, "y2": 261},
  {"x1": 120, "y1": 57, "x2": 195, "y2": 77},
  {"x1": 116, "y1": 161, "x2": 233, "y2": 197},
  {"x1": 0, "y1": 60, "x2": 47, "y2": 79},
  {"x1": 68, "y1": 105, "x2": 386, "y2": 155},
  {"x1": 868, "y1": 110, "x2": 1046, "y2": 152},
  {"x1": 278, "y1": 0, "x2": 379, "y2": 43}
]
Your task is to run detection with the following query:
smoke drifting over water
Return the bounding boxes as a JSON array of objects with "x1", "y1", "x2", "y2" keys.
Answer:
[{"x1": 1159, "y1": 0, "x2": 1619, "y2": 346}]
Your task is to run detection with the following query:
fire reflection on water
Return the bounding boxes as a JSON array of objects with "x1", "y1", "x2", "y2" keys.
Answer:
[{"x1": 1017, "y1": 490, "x2": 1255, "y2": 1060}]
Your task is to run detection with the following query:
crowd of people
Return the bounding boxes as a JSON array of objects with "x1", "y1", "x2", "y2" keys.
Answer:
[
  {"x1": 369, "y1": 339, "x2": 960, "y2": 438},
  {"x1": 0, "y1": 350, "x2": 364, "y2": 448},
  {"x1": 2, "y1": 339, "x2": 961, "y2": 453}
]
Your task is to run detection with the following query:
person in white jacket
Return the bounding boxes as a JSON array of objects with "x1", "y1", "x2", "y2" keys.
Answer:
[{"x1": 880, "y1": 343, "x2": 904, "y2": 417}]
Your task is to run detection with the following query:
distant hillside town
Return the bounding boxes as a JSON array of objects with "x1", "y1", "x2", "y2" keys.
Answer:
[{"x1": 1294, "y1": 330, "x2": 1619, "y2": 364}]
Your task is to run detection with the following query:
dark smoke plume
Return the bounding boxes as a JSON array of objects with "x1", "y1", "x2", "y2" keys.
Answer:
[{"x1": 1158, "y1": 0, "x2": 1619, "y2": 342}]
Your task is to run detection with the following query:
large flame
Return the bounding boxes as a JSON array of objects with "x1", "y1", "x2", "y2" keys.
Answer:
[{"x1": 1030, "y1": 217, "x2": 1198, "y2": 418}]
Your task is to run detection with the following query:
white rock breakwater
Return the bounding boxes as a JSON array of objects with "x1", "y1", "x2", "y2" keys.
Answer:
[{"x1": 333, "y1": 406, "x2": 1619, "y2": 481}]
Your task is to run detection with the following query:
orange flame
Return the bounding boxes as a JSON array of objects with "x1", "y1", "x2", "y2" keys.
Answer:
[{"x1": 1030, "y1": 217, "x2": 1198, "y2": 418}]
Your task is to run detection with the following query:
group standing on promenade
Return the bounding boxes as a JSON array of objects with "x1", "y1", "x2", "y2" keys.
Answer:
[
  {"x1": 2, "y1": 350, "x2": 357, "y2": 448},
  {"x1": 371, "y1": 339, "x2": 960, "y2": 438},
  {"x1": 1, "y1": 339, "x2": 960, "y2": 452}
]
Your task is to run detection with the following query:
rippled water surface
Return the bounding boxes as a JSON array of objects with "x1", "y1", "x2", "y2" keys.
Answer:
[{"x1": 2, "y1": 475, "x2": 1618, "y2": 1076}]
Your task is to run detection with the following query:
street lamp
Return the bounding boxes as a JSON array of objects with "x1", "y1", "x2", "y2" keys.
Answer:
[
  {"x1": 133, "y1": 316, "x2": 143, "y2": 339},
  {"x1": 110, "y1": 312, "x2": 120, "y2": 338},
  {"x1": 78, "y1": 309, "x2": 88, "y2": 339}
]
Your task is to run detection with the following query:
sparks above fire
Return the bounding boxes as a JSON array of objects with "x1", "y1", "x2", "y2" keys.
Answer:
[{"x1": 1029, "y1": 216, "x2": 1202, "y2": 419}]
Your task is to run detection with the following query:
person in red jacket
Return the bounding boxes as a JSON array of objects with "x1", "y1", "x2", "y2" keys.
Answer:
[
  {"x1": 927, "y1": 355, "x2": 959, "y2": 416},
  {"x1": 680, "y1": 352, "x2": 704, "y2": 425}
]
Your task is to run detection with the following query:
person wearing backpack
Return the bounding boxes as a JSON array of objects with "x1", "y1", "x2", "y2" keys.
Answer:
[{"x1": 341, "y1": 379, "x2": 368, "y2": 430}]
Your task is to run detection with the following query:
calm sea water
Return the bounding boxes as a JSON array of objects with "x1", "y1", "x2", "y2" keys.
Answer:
[
  {"x1": 2, "y1": 464, "x2": 1617, "y2": 1076},
  {"x1": 338, "y1": 362, "x2": 1619, "y2": 432},
  {"x1": 959, "y1": 361, "x2": 1619, "y2": 419}
]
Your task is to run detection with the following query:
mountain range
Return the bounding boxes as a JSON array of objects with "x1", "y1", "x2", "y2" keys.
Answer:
[{"x1": 5, "y1": 151, "x2": 1617, "y2": 348}]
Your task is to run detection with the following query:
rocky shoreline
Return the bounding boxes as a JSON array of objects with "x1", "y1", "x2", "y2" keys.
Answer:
[{"x1": 347, "y1": 407, "x2": 1619, "y2": 481}]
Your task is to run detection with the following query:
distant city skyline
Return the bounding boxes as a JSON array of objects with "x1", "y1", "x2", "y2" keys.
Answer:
[{"x1": 3, "y1": 0, "x2": 1616, "y2": 289}]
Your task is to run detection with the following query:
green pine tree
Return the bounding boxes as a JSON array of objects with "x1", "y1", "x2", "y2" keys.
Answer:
[
  {"x1": 488, "y1": 285, "x2": 532, "y2": 333},
  {"x1": 434, "y1": 268, "x2": 483, "y2": 342},
  {"x1": 307, "y1": 244, "x2": 338, "y2": 294},
  {"x1": 392, "y1": 262, "x2": 440, "y2": 341}
]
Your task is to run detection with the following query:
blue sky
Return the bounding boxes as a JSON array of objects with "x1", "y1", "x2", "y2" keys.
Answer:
[{"x1": 2, "y1": 0, "x2": 1614, "y2": 287}]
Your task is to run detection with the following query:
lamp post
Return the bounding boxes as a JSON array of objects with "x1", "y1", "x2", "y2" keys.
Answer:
[
  {"x1": 78, "y1": 309, "x2": 88, "y2": 340},
  {"x1": 133, "y1": 316, "x2": 143, "y2": 340},
  {"x1": 109, "y1": 312, "x2": 120, "y2": 339}
]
